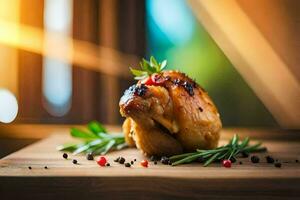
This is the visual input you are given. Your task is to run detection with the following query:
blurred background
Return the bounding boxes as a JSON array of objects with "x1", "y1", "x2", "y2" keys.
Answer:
[{"x1": 0, "y1": 0, "x2": 300, "y2": 131}]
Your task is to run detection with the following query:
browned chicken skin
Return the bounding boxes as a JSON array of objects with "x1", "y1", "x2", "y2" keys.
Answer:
[{"x1": 119, "y1": 70, "x2": 222, "y2": 156}]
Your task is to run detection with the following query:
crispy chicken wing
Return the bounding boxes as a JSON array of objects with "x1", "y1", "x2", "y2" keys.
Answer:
[{"x1": 119, "y1": 70, "x2": 222, "y2": 156}]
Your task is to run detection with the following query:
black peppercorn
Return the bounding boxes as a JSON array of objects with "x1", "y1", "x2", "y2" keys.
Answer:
[
  {"x1": 251, "y1": 156, "x2": 260, "y2": 163},
  {"x1": 72, "y1": 159, "x2": 78, "y2": 164},
  {"x1": 28, "y1": 166, "x2": 32, "y2": 170},
  {"x1": 266, "y1": 156, "x2": 274, "y2": 163},
  {"x1": 239, "y1": 161, "x2": 243, "y2": 165},
  {"x1": 198, "y1": 107, "x2": 203, "y2": 112},
  {"x1": 106, "y1": 163, "x2": 110, "y2": 167},
  {"x1": 119, "y1": 157, "x2": 125, "y2": 164},
  {"x1": 274, "y1": 162, "x2": 282, "y2": 168},
  {"x1": 114, "y1": 157, "x2": 120, "y2": 162},
  {"x1": 44, "y1": 166, "x2": 48, "y2": 169},
  {"x1": 134, "y1": 159, "x2": 137, "y2": 162},
  {"x1": 125, "y1": 163, "x2": 131, "y2": 167},
  {"x1": 173, "y1": 79, "x2": 181, "y2": 85},
  {"x1": 154, "y1": 161, "x2": 157, "y2": 165},
  {"x1": 182, "y1": 81, "x2": 194, "y2": 96},
  {"x1": 63, "y1": 153, "x2": 68, "y2": 159},
  {"x1": 161, "y1": 156, "x2": 169, "y2": 165},
  {"x1": 150, "y1": 155, "x2": 158, "y2": 161},
  {"x1": 241, "y1": 152, "x2": 249, "y2": 158},
  {"x1": 131, "y1": 161, "x2": 134, "y2": 165},
  {"x1": 134, "y1": 84, "x2": 148, "y2": 96},
  {"x1": 86, "y1": 153, "x2": 94, "y2": 161},
  {"x1": 197, "y1": 157, "x2": 205, "y2": 163}
]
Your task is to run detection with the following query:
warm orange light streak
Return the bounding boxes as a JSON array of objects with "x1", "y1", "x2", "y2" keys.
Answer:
[
  {"x1": 189, "y1": 0, "x2": 300, "y2": 128},
  {"x1": 0, "y1": 0, "x2": 20, "y2": 95},
  {"x1": 0, "y1": 19, "x2": 138, "y2": 78}
]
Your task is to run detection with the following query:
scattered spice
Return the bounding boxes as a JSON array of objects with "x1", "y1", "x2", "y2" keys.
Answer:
[
  {"x1": 134, "y1": 159, "x2": 137, "y2": 162},
  {"x1": 296, "y1": 159, "x2": 299, "y2": 163},
  {"x1": 274, "y1": 162, "x2": 282, "y2": 168},
  {"x1": 182, "y1": 81, "x2": 194, "y2": 96},
  {"x1": 140, "y1": 160, "x2": 149, "y2": 168},
  {"x1": 125, "y1": 163, "x2": 131, "y2": 167},
  {"x1": 239, "y1": 161, "x2": 243, "y2": 165},
  {"x1": 63, "y1": 153, "x2": 68, "y2": 159},
  {"x1": 266, "y1": 156, "x2": 274, "y2": 163},
  {"x1": 198, "y1": 107, "x2": 203, "y2": 112},
  {"x1": 154, "y1": 161, "x2": 157, "y2": 165},
  {"x1": 72, "y1": 159, "x2": 78, "y2": 164},
  {"x1": 97, "y1": 156, "x2": 107, "y2": 167},
  {"x1": 197, "y1": 157, "x2": 205, "y2": 163},
  {"x1": 241, "y1": 152, "x2": 249, "y2": 158},
  {"x1": 28, "y1": 166, "x2": 32, "y2": 170},
  {"x1": 44, "y1": 166, "x2": 48, "y2": 169},
  {"x1": 161, "y1": 156, "x2": 169, "y2": 165},
  {"x1": 251, "y1": 156, "x2": 260, "y2": 163},
  {"x1": 114, "y1": 157, "x2": 120, "y2": 162},
  {"x1": 131, "y1": 161, "x2": 134, "y2": 165},
  {"x1": 165, "y1": 76, "x2": 171, "y2": 81},
  {"x1": 134, "y1": 84, "x2": 148, "y2": 96},
  {"x1": 150, "y1": 155, "x2": 158, "y2": 161},
  {"x1": 119, "y1": 157, "x2": 125, "y2": 164},
  {"x1": 222, "y1": 160, "x2": 232, "y2": 168},
  {"x1": 173, "y1": 79, "x2": 181, "y2": 85},
  {"x1": 106, "y1": 163, "x2": 110, "y2": 167},
  {"x1": 86, "y1": 153, "x2": 94, "y2": 161}
]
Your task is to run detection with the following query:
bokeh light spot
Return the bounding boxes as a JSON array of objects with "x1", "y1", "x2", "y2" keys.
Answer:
[{"x1": 0, "y1": 89, "x2": 18, "y2": 123}]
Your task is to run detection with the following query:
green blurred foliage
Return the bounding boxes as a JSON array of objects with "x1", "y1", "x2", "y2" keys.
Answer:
[{"x1": 146, "y1": 1, "x2": 277, "y2": 127}]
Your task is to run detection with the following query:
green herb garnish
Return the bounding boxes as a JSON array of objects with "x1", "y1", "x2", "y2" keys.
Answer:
[
  {"x1": 130, "y1": 56, "x2": 167, "y2": 80},
  {"x1": 170, "y1": 134, "x2": 267, "y2": 166},
  {"x1": 57, "y1": 121, "x2": 127, "y2": 155}
]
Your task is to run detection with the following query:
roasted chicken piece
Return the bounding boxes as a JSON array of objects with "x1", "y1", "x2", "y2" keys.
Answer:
[{"x1": 119, "y1": 70, "x2": 222, "y2": 156}]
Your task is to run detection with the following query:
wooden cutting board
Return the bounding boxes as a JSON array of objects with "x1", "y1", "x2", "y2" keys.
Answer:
[{"x1": 0, "y1": 128, "x2": 300, "y2": 200}]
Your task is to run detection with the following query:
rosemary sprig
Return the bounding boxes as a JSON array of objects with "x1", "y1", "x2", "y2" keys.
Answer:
[
  {"x1": 130, "y1": 56, "x2": 167, "y2": 80},
  {"x1": 170, "y1": 134, "x2": 267, "y2": 167},
  {"x1": 56, "y1": 121, "x2": 127, "y2": 155}
]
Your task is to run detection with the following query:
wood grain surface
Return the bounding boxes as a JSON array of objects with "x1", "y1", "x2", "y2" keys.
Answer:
[{"x1": 0, "y1": 128, "x2": 300, "y2": 199}]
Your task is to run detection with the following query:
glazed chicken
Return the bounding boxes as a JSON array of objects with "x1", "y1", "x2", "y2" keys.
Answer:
[{"x1": 119, "y1": 70, "x2": 222, "y2": 156}]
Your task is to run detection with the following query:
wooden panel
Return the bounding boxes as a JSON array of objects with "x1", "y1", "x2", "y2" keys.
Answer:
[
  {"x1": 0, "y1": 0, "x2": 20, "y2": 95},
  {"x1": 17, "y1": 0, "x2": 46, "y2": 122},
  {"x1": 118, "y1": 0, "x2": 146, "y2": 57},
  {"x1": 18, "y1": 51, "x2": 46, "y2": 122},
  {"x1": 0, "y1": 128, "x2": 299, "y2": 199},
  {"x1": 0, "y1": 45, "x2": 19, "y2": 95},
  {"x1": 98, "y1": 0, "x2": 120, "y2": 124}
]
